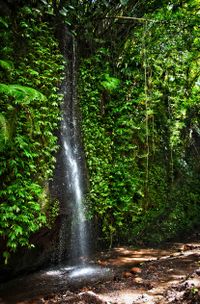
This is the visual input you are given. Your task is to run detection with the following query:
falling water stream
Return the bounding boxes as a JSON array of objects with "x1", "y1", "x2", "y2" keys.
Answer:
[
  {"x1": 61, "y1": 118, "x2": 88, "y2": 263},
  {"x1": 58, "y1": 36, "x2": 89, "y2": 265},
  {"x1": 56, "y1": 35, "x2": 110, "y2": 278}
]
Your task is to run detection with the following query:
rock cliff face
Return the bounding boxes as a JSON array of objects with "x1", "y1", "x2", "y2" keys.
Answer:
[
  {"x1": 0, "y1": 224, "x2": 59, "y2": 283},
  {"x1": 0, "y1": 26, "x2": 89, "y2": 281}
]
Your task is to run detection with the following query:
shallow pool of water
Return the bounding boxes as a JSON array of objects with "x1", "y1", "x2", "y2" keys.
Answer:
[{"x1": 0, "y1": 264, "x2": 112, "y2": 303}]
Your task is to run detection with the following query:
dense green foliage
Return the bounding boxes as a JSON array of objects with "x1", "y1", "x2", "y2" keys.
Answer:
[
  {"x1": 79, "y1": 2, "x2": 200, "y2": 245},
  {"x1": 0, "y1": 0, "x2": 199, "y2": 263},
  {"x1": 0, "y1": 7, "x2": 64, "y2": 262}
]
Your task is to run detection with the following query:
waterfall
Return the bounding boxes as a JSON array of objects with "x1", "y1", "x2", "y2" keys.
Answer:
[
  {"x1": 57, "y1": 34, "x2": 89, "y2": 265},
  {"x1": 61, "y1": 123, "x2": 88, "y2": 263}
]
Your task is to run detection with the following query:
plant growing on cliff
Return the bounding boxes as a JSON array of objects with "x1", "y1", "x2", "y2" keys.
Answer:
[
  {"x1": 79, "y1": 1, "x2": 200, "y2": 245},
  {"x1": 0, "y1": 7, "x2": 64, "y2": 262}
]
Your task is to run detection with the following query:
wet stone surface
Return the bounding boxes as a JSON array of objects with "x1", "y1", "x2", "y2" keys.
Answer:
[{"x1": 0, "y1": 265, "x2": 113, "y2": 303}]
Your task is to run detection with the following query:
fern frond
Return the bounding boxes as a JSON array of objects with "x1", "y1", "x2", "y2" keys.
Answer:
[
  {"x1": 0, "y1": 17, "x2": 9, "y2": 28},
  {"x1": 0, "y1": 60, "x2": 14, "y2": 71},
  {"x1": 0, "y1": 84, "x2": 46, "y2": 104}
]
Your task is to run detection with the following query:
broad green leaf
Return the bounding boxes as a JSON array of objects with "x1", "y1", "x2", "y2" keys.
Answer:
[{"x1": 0, "y1": 84, "x2": 46, "y2": 104}]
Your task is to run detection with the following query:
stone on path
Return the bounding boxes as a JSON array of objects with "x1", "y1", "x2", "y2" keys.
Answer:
[
  {"x1": 79, "y1": 291, "x2": 109, "y2": 304},
  {"x1": 130, "y1": 267, "x2": 142, "y2": 274}
]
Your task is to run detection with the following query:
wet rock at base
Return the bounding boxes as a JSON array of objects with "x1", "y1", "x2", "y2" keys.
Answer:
[{"x1": 79, "y1": 291, "x2": 109, "y2": 304}]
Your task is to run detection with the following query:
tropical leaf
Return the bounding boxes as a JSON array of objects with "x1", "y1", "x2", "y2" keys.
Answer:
[
  {"x1": 0, "y1": 84, "x2": 46, "y2": 104},
  {"x1": 101, "y1": 73, "x2": 120, "y2": 92}
]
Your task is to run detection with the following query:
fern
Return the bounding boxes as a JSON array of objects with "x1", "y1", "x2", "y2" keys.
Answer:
[
  {"x1": 0, "y1": 60, "x2": 14, "y2": 71},
  {"x1": 0, "y1": 84, "x2": 46, "y2": 104},
  {"x1": 0, "y1": 17, "x2": 9, "y2": 28}
]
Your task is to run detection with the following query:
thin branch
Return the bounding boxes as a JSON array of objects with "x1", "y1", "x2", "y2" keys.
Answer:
[
  {"x1": 105, "y1": 15, "x2": 155, "y2": 23},
  {"x1": 143, "y1": 22, "x2": 150, "y2": 197}
]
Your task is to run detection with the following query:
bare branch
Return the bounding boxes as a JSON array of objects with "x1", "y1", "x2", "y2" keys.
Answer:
[{"x1": 105, "y1": 15, "x2": 155, "y2": 22}]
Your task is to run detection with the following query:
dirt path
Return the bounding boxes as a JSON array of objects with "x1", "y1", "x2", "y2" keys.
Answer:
[
  {"x1": 2, "y1": 241, "x2": 200, "y2": 304},
  {"x1": 93, "y1": 242, "x2": 200, "y2": 304}
]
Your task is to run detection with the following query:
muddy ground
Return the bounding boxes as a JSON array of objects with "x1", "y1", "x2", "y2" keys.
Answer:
[{"x1": 2, "y1": 240, "x2": 200, "y2": 304}]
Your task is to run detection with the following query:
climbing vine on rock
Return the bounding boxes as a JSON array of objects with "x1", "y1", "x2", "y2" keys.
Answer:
[
  {"x1": 79, "y1": 2, "x2": 200, "y2": 245},
  {"x1": 0, "y1": 6, "x2": 64, "y2": 262}
]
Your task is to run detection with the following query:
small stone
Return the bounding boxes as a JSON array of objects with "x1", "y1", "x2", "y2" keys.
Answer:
[
  {"x1": 195, "y1": 268, "x2": 200, "y2": 275},
  {"x1": 133, "y1": 277, "x2": 143, "y2": 284},
  {"x1": 180, "y1": 244, "x2": 191, "y2": 251},
  {"x1": 172, "y1": 252, "x2": 179, "y2": 257},
  {"x1": 97, "y1": 260, "x2": 107, "y2": 266},
  {"x1": 79, "y1": 291, "x2": 108, "y2": 304},
  {"x1": 123, "y1": 271, "x2": 133, "y2": 278},
  {"x1": 130, "y1": 267, "x2": 142, "y2": 274}
]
